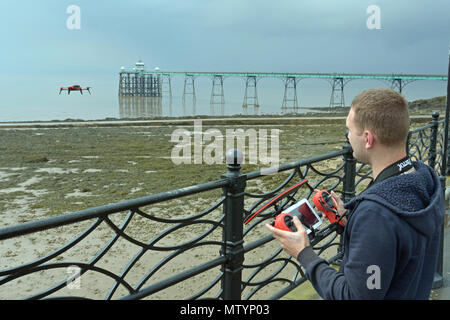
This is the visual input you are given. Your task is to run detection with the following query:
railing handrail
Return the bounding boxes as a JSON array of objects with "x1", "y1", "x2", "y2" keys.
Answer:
[
  {"x1": 0, "y1": 178, "x2": 230, "y2": 241},
  {"x1": 246, "y1": 147, "x2": 349, "y2": 180},
  {"x1": 409, "y1": 118, "x2": 444, "y2": 134}
]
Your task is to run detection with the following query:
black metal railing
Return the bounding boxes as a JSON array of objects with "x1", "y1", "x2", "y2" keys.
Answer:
[{"x1": 0, "y1": 113, "x2": 446, "y2": 300}]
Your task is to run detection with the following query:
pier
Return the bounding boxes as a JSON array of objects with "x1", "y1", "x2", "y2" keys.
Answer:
[{"x1": 118, "y1": 60, "x2": 447, "y2": 117}]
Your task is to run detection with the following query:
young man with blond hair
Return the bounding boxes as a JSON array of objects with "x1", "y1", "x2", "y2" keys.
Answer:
[{"x1": 267, "y1": 88, "x2": 445, "y2": 299}]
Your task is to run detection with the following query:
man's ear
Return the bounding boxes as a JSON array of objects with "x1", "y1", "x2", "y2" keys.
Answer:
[{"x1": 364, "y1": 130, "x2": 375, "y2": 149}]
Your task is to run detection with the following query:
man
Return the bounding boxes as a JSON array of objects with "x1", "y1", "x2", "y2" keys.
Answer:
[{"x1": 266, "y1": 88, "x2": 445, "y2": 299}]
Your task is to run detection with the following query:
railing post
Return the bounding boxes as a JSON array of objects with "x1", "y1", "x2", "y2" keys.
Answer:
[
  {"x1": 406, "y1": 131, "x2": 412, "y2": 157},
  {"x1": 342, "y1": 138, "x2": 356, "y2": 203},
  {"x1": 336, "y1": 138, "x2": 356, "y2": 260},
  {"x1": 434, "y1": 51, "x2": 449, "y2": 290},
  {"x1": 430, "y1": 111, "x2": 443, "y2": 289},
  {"x1": 221, "y1": 149, "x2": 246, "y2": 300},
  {"x1": 429, "y1": 111, "x2": 440, "y2": 172},
  {"x1": 444, "y1": 50, "x2": 450, "y2": 176},
  {"x1": 433, "y1": 175, "x2": 445, "y2": 290}
]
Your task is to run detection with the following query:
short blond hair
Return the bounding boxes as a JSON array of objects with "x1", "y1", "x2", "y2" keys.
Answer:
[{"x1": 351, "y1": 88, "x2": 409, "y2": 146}]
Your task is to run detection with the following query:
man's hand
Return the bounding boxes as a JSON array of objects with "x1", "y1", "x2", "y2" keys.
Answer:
[
  {"x1": 330, "y1": 190, "x2": 348, "y2": 225},
  {"x1": 314, "y1": 189, "x2": 348, "y2": 226},
  {"x1": 265, "y1": 216, "x2": 310, "y2": 258}
]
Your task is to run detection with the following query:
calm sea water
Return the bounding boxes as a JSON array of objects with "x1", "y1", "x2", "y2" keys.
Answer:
[
  {"x1": 0, "y1": 95, "x2": 319, "y2": 123},
  {"x1": 2, "y1": 79, "x2": 443, "y2": 123}
]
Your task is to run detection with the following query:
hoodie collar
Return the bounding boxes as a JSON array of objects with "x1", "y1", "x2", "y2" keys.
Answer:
[{"x1": 344, "y1": 161, "x2": 444, "y2": 237}]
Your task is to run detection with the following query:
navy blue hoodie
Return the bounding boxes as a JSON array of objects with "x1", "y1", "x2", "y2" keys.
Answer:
[{"x1": 298, "y1": 161, "x2": 445, "y2": 299}]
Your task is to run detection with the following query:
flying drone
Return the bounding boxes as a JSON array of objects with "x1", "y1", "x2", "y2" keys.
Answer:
[{"x1": 59, "y1": 85, "x2": 91, "y2": 95}]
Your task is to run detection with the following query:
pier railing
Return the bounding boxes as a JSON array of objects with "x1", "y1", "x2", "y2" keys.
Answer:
[{"x1": 0, "y1": 113, "x2": 445, "y2": 299}]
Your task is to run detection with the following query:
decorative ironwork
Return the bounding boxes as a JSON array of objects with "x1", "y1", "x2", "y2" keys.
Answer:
[{"x1": 0, "y1": 114, "x2": 446, "y2": 300}]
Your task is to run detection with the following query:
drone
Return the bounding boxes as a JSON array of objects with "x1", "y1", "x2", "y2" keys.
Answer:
[{"x1": 59, "y1": 85, "x2": 91, "y2": 95}]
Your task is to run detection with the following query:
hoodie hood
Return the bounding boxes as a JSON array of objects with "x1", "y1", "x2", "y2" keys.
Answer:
[{"x1": 345, "y1": 161, "x2": 445, "y2": 237}]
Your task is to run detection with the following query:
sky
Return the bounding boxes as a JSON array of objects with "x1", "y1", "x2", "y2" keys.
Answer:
[{"x1": 0, "y1": 0, "x2": 449, "y2": 121}]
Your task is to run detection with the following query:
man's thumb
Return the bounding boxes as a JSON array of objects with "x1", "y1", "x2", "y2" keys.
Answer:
[
  {"x1": 330, "y1": 191, "x2": 340, "y2": 205},
  {"x1": 292, "y1": 216, "x2": 305, "y2": 231}
]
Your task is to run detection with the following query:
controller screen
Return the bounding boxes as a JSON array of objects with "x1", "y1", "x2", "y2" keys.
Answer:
[{"x1": 297, "y1": 203, "x2": 318, "y2": 227}]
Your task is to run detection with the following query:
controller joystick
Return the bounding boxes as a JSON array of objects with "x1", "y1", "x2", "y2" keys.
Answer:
[{"x1": 271, "y1": 212, "x2": 297, "y2": 232}]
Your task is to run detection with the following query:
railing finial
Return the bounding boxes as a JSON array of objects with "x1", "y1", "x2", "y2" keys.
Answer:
[{"x1": 225, "y1": 148, "x2": 244, "y2": 171}]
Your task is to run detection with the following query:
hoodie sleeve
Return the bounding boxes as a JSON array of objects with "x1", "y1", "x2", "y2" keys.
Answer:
[{"x1": 298, "y1": 200, "x2": 398, "y2": 299}]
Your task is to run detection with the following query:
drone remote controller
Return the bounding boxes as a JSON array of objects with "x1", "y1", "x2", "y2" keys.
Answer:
[{"x1": 271, "y1": 199, "x2": 322, "y2": 234}]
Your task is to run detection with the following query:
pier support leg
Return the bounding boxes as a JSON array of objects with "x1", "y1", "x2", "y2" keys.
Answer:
[
  {"x1": 242, "y1": 76, "x2": 259, "y2": 115},
  {"x1": 389, "y1": 78, "x2": 416, "y2": 94},
  {"x1": 390, "y1": 78, "x2": 403, "y2": 93},
  {"x1": 281, "y1": 77, "x2": 299, "y2": 114},
  {"x1": 210, "y1": 75, "x2": 225, "y2": 116},
  {"x1": 161, "y1": 74, "x2": 172, "y2": 116},
  {"x1": 183, "y1": 75, "x2": 196, "y2": 116},
  {"x1": 329, "y1": 77, "x2": 345, "y2": 108}
]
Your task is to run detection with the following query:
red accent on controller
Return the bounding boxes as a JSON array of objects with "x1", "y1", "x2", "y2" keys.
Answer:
[
  {"x1": 244, "y1": 179, "x2": 308, "y2": 225},
  {"x1": 273, "y1": 212, "x2": 297, "y2": 232},
  {"x1": 312, "y1": 190, "x2": 344, "y2": 227}
]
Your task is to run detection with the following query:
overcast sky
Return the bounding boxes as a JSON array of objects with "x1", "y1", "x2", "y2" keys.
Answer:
[{"x1": 0, "y1": 0, "x2": 449, "y2": 121}]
